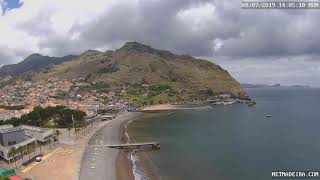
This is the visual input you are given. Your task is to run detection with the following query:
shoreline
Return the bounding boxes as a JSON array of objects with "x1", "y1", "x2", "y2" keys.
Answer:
[
  {"x1": 76, "y1": 117, "x2": 115, "y2": 179},
  {"x1": 79, "y1": 103, "x2": 212, "y2": 180},
  {"x1": 78, "y1": 111, "x2": 140, "y2": 180},
  {"x1": 140, "y1": 103, "x2": 212, "y2": 112},
  {"x1": 116, "y1": 115, "x2": 135, "y2": 180},
  {"x1": 116, "y1": 112, "x2": 163, "y2": 180}
]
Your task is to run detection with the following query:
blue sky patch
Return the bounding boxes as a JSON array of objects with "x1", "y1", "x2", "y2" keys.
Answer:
[{"x1": 3, "y1": 0, "x2": 23, "y2": 12}]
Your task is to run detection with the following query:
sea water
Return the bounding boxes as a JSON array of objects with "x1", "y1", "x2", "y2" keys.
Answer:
[{"x1": 128, "y1": 87, "x2": 320, "y2": 180}]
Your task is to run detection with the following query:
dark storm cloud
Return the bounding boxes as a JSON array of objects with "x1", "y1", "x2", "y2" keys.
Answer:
[
  {"x1": 7, "y1": 0, "x2": 320, "y2": 61},
  {"x1": 73, "y1": 0, "x2": 216, "y2": 56},
  {"x1": 35, "y1": 0, "x2": 319, "y2": 60}
]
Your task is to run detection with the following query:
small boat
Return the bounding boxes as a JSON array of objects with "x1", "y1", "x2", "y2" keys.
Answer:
[
  {"x1": 265, "y1": 114, "x2": 272, "y2": 118},
  {"x1": 248, "y1": 101, "x2": 256, "y2": 107}
]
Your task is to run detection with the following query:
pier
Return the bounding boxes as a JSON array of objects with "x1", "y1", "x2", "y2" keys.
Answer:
[{"x1": 90, "y1": 142, "x2": 160, "y2": 150}]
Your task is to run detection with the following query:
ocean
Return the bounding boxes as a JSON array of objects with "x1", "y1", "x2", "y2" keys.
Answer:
[{"x1": 127, "y1": 87, "x2": 320, "y2": 180}]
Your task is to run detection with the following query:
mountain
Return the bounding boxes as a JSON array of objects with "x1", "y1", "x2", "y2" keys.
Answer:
[
  {"x1": 1, "y1": 42, "x2": 245, "y2": 101},
  {"x1": 241, "y1": 83, "x2": 269, "y2": 88},
  {"x1": 30, "y1": 42, "x2": 244, "y2": 96},
  {"x1": 0, "y1": 53, "x2": 78, "y2": 77},
  {"x1": 241, "y1": 83, "x2": 311, "y2": 88}
]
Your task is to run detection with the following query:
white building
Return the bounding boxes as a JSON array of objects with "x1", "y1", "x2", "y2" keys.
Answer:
[{"x1": 0, "y1": 124, "x2": 54, "y2": 162}]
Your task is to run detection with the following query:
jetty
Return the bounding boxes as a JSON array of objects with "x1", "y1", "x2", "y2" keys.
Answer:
[{"x1": 90, "y1": 142, "x2": 160, "y2": 150}]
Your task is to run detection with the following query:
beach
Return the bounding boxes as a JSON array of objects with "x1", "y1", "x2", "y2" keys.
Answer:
[
  {"x1": 116, "y1": 116, "x2": 135, "y2": 180},
  {"x1": 19, "y1": 105, "x2": 210, "y2": 180},
  {"x1": 1, "y1": 101, "x2": 217, "y2": 180},
  {"x1": 141, "y1": 103, "x2": 212, "y2": 111},
  {"x1": 117, "y1": 112, "x2": 168, "y2": 180}
]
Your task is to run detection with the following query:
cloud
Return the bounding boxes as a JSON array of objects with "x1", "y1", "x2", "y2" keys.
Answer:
[
  {"x1": 0, "y1": 0, "x2": 115, "y2": 59},
  {"x1": 2, "y1": 0, "x2": 320, "y2": 59},
  {"x1": 0, "y1": 0, "x2": 319, "y2": 85},
  {"x1": 212, "y1": 55, "x2": 320, "y2": 86}
]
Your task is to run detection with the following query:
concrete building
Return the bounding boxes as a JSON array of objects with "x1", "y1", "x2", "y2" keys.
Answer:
[
  {"x1": 0, "y1": 125, "x2": 54, "y2": 162},
  {"x1": 20, "y1": 125, "x2": 54, "y2": 143}
]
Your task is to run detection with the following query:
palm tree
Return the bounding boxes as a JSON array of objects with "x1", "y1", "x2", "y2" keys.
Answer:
[
  {"x1": 8, "y1": 147, "x2": 17, "y2": 169},
  {"x1": 38, "y1": 142, "x2": 42, "y2": 154},
  {"x1": 67, "y1": 125, "x2": 72, "y2": 138},
  {"x1": 48, "y1": 139, "x2": 52, "y2": 149},
  {"x1": 54, "y1": 130, "x2": 61, "y2": 146},
  {"x1": 55, "y1": 130, "x2": 61, "y2": 140},
  {"x1": 17, "y1": 146, "x2": 25, "y2": 165},
  {"x1": 31, "y1": 142, "x2": 36, "y2": 156},
  {"x1": 26, "y1": 144, "x2": 31, "y2": 161},
  {"x1": 0, "y1": 176, "x2": 10, "y2": 180}
]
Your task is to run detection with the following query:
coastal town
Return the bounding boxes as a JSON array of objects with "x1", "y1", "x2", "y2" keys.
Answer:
[
  {"x1": 0, "y1": 77, "x2": 252, "y2": 121},
  {"x1": 0, "y1": 77, "x2": 253, "y2": 179},
  {"x1": 0, "y1": 78, "x2": 129, "y2": 121}
]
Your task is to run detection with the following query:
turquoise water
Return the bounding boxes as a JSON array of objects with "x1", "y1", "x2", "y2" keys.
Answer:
[{"x1": 128, "y1": 87, "x2": 320, "y2": 180}]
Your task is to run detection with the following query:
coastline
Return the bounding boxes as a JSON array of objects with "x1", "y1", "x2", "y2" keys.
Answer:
[
  {"x1": 141, "y1": 103, "x2": 212, "y2": 111},
  {"x1": 79, "y1": 111, "x2": 141, "y2": 180},
  {"x1": 116, "y1": 111, "x2": 163, "y2": 180},
  {"x1": 76, "y1": 114, "x2": 121, "y2": 179},
  {"x1": 79, "y1": 103, "x2": 212, "y2": 180},
  {"x1": 116, "y1": 115, "x2": 135, "y2": 180}
]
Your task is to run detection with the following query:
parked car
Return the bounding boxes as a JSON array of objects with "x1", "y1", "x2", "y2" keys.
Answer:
[{"x1": 35, "y1": 156, "x2": 42, "y2": 162}]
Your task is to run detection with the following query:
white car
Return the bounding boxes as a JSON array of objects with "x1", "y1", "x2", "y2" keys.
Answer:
[{"x1": 35, "y1": 156, "x2": 42, "y2": 162}]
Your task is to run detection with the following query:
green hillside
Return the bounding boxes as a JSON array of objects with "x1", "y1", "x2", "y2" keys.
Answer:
[{"x1": 31, "y1": 42, "x2": 244, "y2": 100}]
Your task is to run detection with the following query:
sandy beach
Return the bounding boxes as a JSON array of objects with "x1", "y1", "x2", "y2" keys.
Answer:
[
  {"x1": 116, "y1": 112, "x2": 164, "y2": 180},
  {"x1": 142, "y1": 103, "x2": 212, "y2": 111},
  {"x1": 116, "y1": 116, "x2": 135, "y2": 180},
  {"x1": 142, "y1": 104, "x2": 179, "y2": 111}
]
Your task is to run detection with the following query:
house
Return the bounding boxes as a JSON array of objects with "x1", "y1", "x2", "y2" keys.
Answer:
[{"x1": 219, "y1": 93, "x2": 231, "y2": 99}]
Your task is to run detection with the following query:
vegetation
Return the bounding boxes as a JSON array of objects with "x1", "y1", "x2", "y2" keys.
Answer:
[
  {"x1": 30, "y1": 42, "x2": 243, "y2": 98},
  {"x1": 93, "y1": 82, "x2": 111, "y2": 91},
  {"x1": 0, "y1": 176, "x2": 10, "y2": 180},
  {"x1": 0, "y1": 105, "x2": 25, "y2": 110},
  {"x1": 0, "y1": 106, "x2": 86, "y2": 128},
  {"x1": 55, "y1": 130, "x2": 61, "y2": 139},
  {"x1": 8, "y1": 147, "x2": 18, "y2": 168},
  {"x1": 52, "y1": 90, "x2": 68, "y2": 99},
  {"x1": 97, "y1": 109, "x2": 116, "y2": 114}
]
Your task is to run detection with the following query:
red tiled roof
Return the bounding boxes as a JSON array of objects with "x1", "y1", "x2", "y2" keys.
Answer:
[
  {"x1": 10, "y1": 176, "x2": 23, "y2": 180},
  {"x1": 0, "y1": 109, "x2": 10, "y2": 113}
]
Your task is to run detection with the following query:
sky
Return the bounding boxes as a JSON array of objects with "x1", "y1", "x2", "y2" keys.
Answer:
[{"x1": 0, "y1": 0, "x2": 320, "y2": 86}]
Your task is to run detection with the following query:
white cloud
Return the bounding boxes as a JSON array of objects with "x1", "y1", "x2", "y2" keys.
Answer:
[
  {"x1": 0, "y1": 0, "x2": 116, "y2": 64},
  {"x1": 177, "y1": 2, "x2": 216, "y2": 32},
  {"x1": 213, "y1": 39, "x2": 223, "y2": 52}
]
